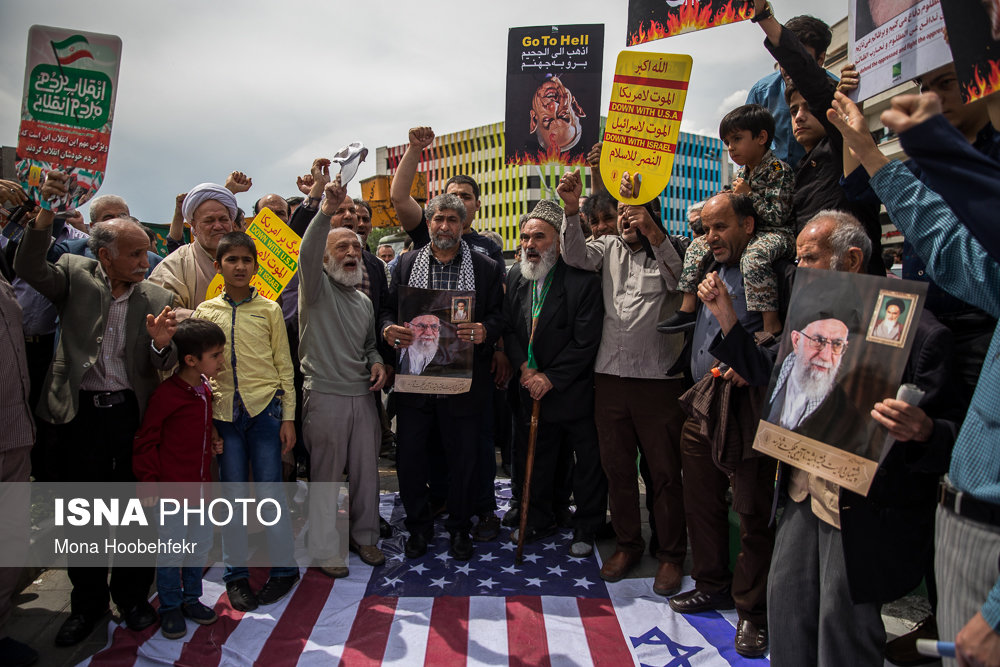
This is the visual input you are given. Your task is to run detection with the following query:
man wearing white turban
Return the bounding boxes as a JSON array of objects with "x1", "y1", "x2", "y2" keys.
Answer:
[{"x1": 149, "y1": 183, "x2": 238, "y2": 319}]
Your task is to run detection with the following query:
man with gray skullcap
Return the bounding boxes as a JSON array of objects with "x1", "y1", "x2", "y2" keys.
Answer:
[
  {"x1": 149, "y1": 183, "x2": 237, "y2": 318},
  {"x1": 503, "y1": 198, "x2": 605, "y2": 555}
]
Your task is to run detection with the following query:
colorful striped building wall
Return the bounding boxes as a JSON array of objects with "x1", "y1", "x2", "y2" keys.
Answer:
[{"x1": 376, "y1": 121, "x2": 730, "y2": 251}]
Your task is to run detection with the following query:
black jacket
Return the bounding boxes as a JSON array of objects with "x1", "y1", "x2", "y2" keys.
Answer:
[{"x1": 502, "y1": 259, "x2": 603, "y2": 422}]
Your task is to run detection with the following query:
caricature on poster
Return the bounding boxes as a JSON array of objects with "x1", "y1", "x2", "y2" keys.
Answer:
[
  {"x1": 849, "y1": 0, "x2": 951, "y2": 102},
  {"x1": 505, "y1": 24, "x2": 604, "y2": 166},
  {"x1": 627, "y1": 0, "x2": 753, "y2": 46},
  {"x1": 394, "y1": 286, "x2": 475, "y2": 395},
  {"x1": 752, "y1": 269, "x2": 927, "y2": 496},
  {"x1": 940, "y1": 0, "x2": 1000, "y2": 102},
  {"x1": 16, "y1": 25, "x2": 122, "y2": 213}
]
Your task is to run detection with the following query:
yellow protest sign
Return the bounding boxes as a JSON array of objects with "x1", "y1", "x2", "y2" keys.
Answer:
[
  {"x1": 600, "y1": 52, "x2": 692, "y2": 205},
  {"x1": 205, "y1": 207, "x2": 300, "y2": 301}
]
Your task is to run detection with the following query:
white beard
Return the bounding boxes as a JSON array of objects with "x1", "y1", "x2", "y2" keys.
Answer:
[
  {"x1": 406, "y1": 338, "x2": 439, "y2": 374},
  {"x1": 520, "y1": 245, "x2": 558, "y2": 281},
  {"x1": 324, "y1": 258, "x2": 363, "y2": 287},
  {"x1": 791, "y1": 353, "x2": 840, "y2": 403}
]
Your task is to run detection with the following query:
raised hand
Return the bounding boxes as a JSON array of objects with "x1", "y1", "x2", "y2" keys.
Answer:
[
  {"x1": 837, "y1": 63, "x2": 859, "y2": 95},
  {"x1": 0, "y1": 179, "x2": 29, "y2": 208},
  {"x1": 145, "y1": 306, "x2": 177, "y2": 350},
  {"x1": 557, "y1": 169, "x2": 582, "y2": 215},
  {"x1": 880, "y1": 92, "x2": 943, "y2": 135},
  {"x1": 319, "y1": 174, "x2": 346, "y2": 216},
  {"x1": 225, "y1": 171, "x2": 253, "y2": 194},
  {"x1": 408, "y1": 127, "x2": 435, "y2": 150}
]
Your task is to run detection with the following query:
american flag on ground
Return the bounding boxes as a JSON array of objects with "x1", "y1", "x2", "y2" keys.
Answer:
[{"x1": 79, "y1": 483, "x2": 767, "y2": 666}]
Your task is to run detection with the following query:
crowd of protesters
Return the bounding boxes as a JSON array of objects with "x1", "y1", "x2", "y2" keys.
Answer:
[{"x1": 1, "y1": 1, "x2": 1000, "y2": 665}]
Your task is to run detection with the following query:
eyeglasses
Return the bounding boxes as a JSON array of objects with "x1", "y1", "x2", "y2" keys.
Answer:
[
  {"x1": 411, "y1": 322, "x2": 440, "y2": 332},
  {"x1": 796, "y1": 330, "x2": 848, "y2": 355}
]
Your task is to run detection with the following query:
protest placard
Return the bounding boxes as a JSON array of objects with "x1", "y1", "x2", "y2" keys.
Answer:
[
  {"x1": 752, "y1": 269, "x2": 927, "y2": 496},
  {"x1": 849, "y1": 0, "x2": 951, "y2": 102},
  {"x1": 505, "y1": 24, "x2": 604, "y2": 166},
  {"x1": 205, "y1": 207, "x2": 300, "y2": 301},
  {"x1": 940, "y1": 0, "x2": 1000, "y2": 102},
  {"x1": 600, "y1": 52, "x2": 691, "y2": 205},
  {"x1": 394, "y1": 286, "x2": 474, "y2": 395},
  {"x1": 627, "y1": 0, "x2": 752, "y2": 46},
  {"x1": 16, "y1": 25, "x2": 122, "y2": 213}
]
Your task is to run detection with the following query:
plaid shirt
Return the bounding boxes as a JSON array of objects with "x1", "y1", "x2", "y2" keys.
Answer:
[
  {"x1": 428, "y1": 244, "x2": 464, "y2": 290},
  {"x1": 80, "y1": 266, "x2": 135, "y2": 392},
  {"x1": 870, "y1": 160, "x2": 1000, "y2": 625}
]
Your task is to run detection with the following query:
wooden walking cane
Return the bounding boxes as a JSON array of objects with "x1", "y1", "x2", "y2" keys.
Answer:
[{"x1": 516, "y1": 399, "x2": 541, "y2": 564}]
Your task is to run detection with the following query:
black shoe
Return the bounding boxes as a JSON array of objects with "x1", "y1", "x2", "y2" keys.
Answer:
[
  {"x1": 225, "y1": 579, "x2": 258, "y2": 612},
  {"x1": 668, "y1": 588, "x2": 735, "y2": 614},
  {"x1": 405, "y1": 531, "x2": 430, "y2": 559},
  {"x1": 884, "y1": 614, "x2": 938, "y2": 666},
  {"x1": 182, "y1": 602, "x2": 218, "y2": 625},
  {"x1": 379, "y1": 516, "x2": 393, "y2": 539},
  {"x1": 0, "y1": 636, "x2": 39, "y2": 665},
  {"x1": 472, "y1": 514, "x2": 500, "y2": 542},
  {"x1": 734, "y1": 618, "x2": 768, "y2": 658},
  {"x1": 123, "y1": 601, "x2": 157, "y2": 632},
  {"x1": 449, "y1": 530, "x2": 474, "y2": 561},
  {"x1": 256, "y1": 574, "x2": 300, "y2": 606},
  {"x1": 656, "y1": 310, "x2": 697, "y2": 334},
  {"x1": 501, "y1": 506, "x2": 520, "y2": 528},
  {"x1": 159, "y1": 608, "x2": 187, "y2": 639},
  {"x1": 54, "y1": 611, "x2": 105, "y2": 647},
  {"x1": 509, "y1": 523, "x2": 558, "y2": 545}
]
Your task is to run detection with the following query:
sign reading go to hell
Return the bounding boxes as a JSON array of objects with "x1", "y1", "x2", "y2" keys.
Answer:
[
  {"x1": 206, "y1": 207, "x2": 300, "y2": 302},
  {"x1": 600, "y1": 52, "x2": 692, "y2": 205},
  {"x1": 16, "y1": 25, "x2": 122, "y2": 213}
]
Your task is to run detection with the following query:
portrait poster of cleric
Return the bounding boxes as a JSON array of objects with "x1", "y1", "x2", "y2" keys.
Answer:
[
  {"x1": 504, "y1": 24, "x2": 603, "y2": 167},
  {"x1": 752, "y1": 269, "x2": 927, "y2": 496},
  {"x1": 394, "y1": 285, "x2": 475, "y2": 395},
  {"x1": 939, "y1": 0, "x2": 1000, "y2": 102}
]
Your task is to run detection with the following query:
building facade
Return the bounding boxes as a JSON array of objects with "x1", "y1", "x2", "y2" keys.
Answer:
[{"x1": 376, "y1": 121, "x2": 730, "y2": 251}]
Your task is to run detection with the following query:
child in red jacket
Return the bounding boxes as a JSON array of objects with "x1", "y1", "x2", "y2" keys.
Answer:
[{"x1": 133, "y1": 318, "x2": 226, "y2": 639}]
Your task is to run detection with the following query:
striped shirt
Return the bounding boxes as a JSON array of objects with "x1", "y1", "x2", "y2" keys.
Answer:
[{"x1": 80, "y1": 265, "x2": 134, "y2": 392}]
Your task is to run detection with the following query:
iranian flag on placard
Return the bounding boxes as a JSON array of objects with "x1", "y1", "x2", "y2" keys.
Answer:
[{"x1": 50, "y1": 34, "x2": 94, "y2": 65}]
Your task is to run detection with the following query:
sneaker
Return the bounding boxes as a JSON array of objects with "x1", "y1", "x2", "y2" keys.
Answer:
[
  {"x1": 569, "y1": 529, "x2": 594, "y2": 557},
  {"x1": 256, "y1": 573, "x2": 300, "y2": 606},
  {"x1": 182, "y1": 602, "x2": 218, "y2": 625},
  {"x1": 656, "y1": 310, "x2": 697, "y2": 334},
  {"x1": 159, "y1": 608, "x2": 187, "y2": 640},
  {"x1": 510, "y1": 523, "x2": 557, "y2": 545}
]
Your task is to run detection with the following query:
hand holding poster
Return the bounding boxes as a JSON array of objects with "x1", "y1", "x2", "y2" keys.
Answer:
[
  {"x1": 16, "y1": 25, "x2": 122, "y2": 213},
  {"x1": 394, "y1": 286, "x2": 475, "y2": 395},
  {"x1": 940, "y1": 0, "x2": 1000, "y2": 102},
  {"x1": 752, "y1": 270, "x2": 927, "y2": 496},
  {"x1": 505, "y1": 24, "x2": 604, "y2": 166},
  {"x1": 627, "y1": 0, "x2": 753, "y2": 46},
  {"x1": 849, "y1": 0, "x2": 951, "y2": 102},
  {"x1": 600, "y1": 52, "x2": 691, "y2": 205},
  {"x1": 205, "y1": 207, "x2": 300, "y2": 301}
]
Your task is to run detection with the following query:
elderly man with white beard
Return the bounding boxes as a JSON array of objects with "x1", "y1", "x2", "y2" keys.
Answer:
[
  {"x1": 502, "y1": 200, "x2": 604, "y2": 554},
  {"x1": 298, "y1": 177, "x2": 387, "y2": 577}
]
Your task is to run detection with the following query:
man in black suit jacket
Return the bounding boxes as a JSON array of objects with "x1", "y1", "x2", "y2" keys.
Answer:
[
  {"x1": 703, "y1": 211, "x2": 960, "y2": 666},
  {"x1": 503, "y1": 201, "x2": 604, "y2": 553},
  {"x1": 379, "y1": 193, "x2": 504, "y2": 561}
]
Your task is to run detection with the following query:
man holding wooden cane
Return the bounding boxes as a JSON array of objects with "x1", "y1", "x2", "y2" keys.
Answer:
[{"x1": 502, "y1": 199, "x2": 604, "y2": 556}]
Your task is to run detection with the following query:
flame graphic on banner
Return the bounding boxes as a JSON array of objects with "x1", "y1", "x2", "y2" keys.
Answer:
[
  {"x1": 508, "y1": 141, "x2": 590, "y2": 167},
  {"x1": 628, "y1": 1, "x2": 753, "y2": 46},
  {"x1": 963, "y1": 60, "x2": 1000, "y2": 103}
]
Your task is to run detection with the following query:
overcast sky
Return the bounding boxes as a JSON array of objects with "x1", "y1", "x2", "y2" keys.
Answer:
[{"x1": 0, "y1": 0, "x2": 846, "y2": 222}]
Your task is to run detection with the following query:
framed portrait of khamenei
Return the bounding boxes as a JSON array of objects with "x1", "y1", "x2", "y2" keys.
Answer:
[
  {"x1": 752, "y1": 269, "x2": 928, "y2": 495},
  {"x1": 394, "y1": 286, "x2": 475, "y2": 395}
]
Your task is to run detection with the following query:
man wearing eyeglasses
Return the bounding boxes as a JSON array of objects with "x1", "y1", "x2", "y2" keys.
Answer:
[{"x1": 398, "y1": 314, "x2": 451, "y2": 377}]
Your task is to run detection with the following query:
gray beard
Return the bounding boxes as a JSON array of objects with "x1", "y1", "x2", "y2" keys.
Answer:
[
  {"x1": 791, "y1": 353, "x2": 840, "y2": 403},
  {"x1": 406, "y1": 339, "x2": 438, "y2": 374},
  {"x1": 520, "y1": 246, "x2": 558, "y2": 281},
  {"x1": 324, "y1": 258, "x2": 362, "y2": 287},
  {"x1": 432, "y1": 233, "x2": 458, "y2": 250}
]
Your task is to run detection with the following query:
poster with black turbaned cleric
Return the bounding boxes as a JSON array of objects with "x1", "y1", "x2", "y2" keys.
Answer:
[
  {"x1": 505, "y1": 24, "x2": 604, "y2": 167},
  {"x1": 752, "y1": 269, "x2": 928, "y2": 497},
  {"x1": 627, "y1": 0, "x2": 753, "y2": 46},
  {"x1": 394, "y1": 286, "x2": 475, "y2": 395},
  {"x1": 16, "y1": 26, "x2": 122, "y2": 213},
  {"x1": 939, "y1": 0, "x2": 1000, "y2": 102},
  {"x1": 848, "y1": 0, "x2": 951, "y2": 102}
]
